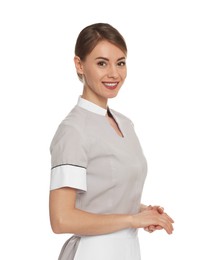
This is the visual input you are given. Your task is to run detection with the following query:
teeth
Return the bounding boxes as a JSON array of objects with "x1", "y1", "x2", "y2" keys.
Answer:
[{"x1": 104, "y1": 83, "x2": 117, "y2": 86}]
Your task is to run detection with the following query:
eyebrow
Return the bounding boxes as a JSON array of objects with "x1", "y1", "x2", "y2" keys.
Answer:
[{"x1": 95, "y1": 57, "x2": 126, "y2": 61}]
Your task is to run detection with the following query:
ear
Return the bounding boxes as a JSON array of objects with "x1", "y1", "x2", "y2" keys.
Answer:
[{"x1": 74, "y1": 56, "x2": 84, "y2": 74}]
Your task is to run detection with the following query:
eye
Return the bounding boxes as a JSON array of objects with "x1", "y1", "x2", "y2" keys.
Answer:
[
  {"x1": 117, "y1": 61, "x2": 126, "y2": 67},
  {"x1": 97, "y1": 61, "x2": 107, "y2": 67}
]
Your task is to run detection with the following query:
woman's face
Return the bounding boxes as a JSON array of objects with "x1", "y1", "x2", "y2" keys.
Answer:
[{"x1": 75, "y1": 40, "x2": 127, "y2": 107}]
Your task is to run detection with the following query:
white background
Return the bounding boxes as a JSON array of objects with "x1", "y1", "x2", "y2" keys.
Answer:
[{"x1": 0, "y1": 0, "x2": 209, "y2": 259}]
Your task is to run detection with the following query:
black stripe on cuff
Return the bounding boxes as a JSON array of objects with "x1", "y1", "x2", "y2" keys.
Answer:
[{"x1": 51, "y1": 163, "x2": 86, "y2": 170}]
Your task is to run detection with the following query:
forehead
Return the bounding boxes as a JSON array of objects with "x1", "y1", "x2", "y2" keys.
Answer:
[{"x1": 88, "y1": 40, "x2": 126, "y2": 59}]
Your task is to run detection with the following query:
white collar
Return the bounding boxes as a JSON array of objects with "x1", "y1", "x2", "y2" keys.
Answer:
[{"x1": 77, "y1": 96, "x2": 107, "y2": 116}]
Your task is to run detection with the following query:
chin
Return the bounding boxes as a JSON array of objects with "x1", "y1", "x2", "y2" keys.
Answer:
[
  {"x1": 106, "y1": 93, "x2": 119, "y2": 99},
  {"x1": 105, "y1": 89, "x2": 121, "y2": 99}
]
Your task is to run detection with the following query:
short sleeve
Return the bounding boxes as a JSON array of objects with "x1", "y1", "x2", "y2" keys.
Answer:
[{"x1": 50, "y1": 124, "x2": 87, "y2": 192}]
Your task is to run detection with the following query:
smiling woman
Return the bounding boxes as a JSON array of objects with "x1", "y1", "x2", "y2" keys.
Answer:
[
  {"x1": 74, "y1": 36, "x2": 127, "y2": 105},
  {"x1": 49, "y1": 23, "x2": 174, "y2": 260}
]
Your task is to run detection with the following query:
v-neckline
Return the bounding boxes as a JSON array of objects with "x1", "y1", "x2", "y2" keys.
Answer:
[{"x1": 106, "y1": 110, "x2": 124, "y2": 138}]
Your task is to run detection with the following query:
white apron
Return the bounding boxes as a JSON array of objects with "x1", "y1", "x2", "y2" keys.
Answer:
[{"x1": 59, "y1": 229, "x2": 141, "y2": 260}]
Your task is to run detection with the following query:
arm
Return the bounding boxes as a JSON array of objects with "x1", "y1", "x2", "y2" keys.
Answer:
[
  {"x1": 49, "y1": 188, "x2": 174, "y2": 236},
  {"x1": 49, "y1": 187, "x2": 132, "y2": 235}
]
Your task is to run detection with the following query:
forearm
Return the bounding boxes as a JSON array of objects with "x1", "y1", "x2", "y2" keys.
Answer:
[
  {"x1": 51, "y1": 208, "x2": 133, "y2": 235},
  {"x1": 50, "y1": 204, "x2": 174, "y2": 236},
  {"x1": 50, "y1": 189, "x2": 173, "y2": 236},
  {"x1": 50, "y1": 188, "x2": 134, "y2": 235}
]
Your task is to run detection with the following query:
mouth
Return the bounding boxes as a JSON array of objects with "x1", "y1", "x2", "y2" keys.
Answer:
[{"x1": 103, "y1": 82, "x2": 119, "y2": 90}]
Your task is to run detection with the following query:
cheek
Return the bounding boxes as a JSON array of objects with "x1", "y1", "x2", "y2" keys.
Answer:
[
  {"x1": 88, "y1": 70, "x2": 104, "y2": 83},
  {"x1": 121, "y1": 69, "x2": 127, "y2": 80},
  {"x1": 84, "y1": 66, "x2": 99, "y2": 80},
  {"x1": 83, "y1": 70, "x2": 94, "y2": 83}
]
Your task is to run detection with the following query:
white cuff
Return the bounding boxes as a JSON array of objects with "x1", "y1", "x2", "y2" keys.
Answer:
[{"x1": 50, "y1": 164, "x2": 87, "y2": 191}]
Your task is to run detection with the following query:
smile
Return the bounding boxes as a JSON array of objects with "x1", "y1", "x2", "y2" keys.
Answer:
[{"x1": 103, "y1": 82, "x2": 118, "y2": 90}]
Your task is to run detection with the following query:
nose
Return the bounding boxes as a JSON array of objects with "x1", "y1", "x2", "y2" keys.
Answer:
[{"x1": 107, "y1": 65, "x2": 119, "y2": 78}]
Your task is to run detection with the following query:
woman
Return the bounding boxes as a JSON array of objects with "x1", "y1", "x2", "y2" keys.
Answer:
[{"x1": 49, "y1": 23, "x2": 174, "y2": 260}]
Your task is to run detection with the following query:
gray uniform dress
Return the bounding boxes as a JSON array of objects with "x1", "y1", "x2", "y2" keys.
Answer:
[{"x1": 50, "y1": 97, "x2": 147, "y2": 260}]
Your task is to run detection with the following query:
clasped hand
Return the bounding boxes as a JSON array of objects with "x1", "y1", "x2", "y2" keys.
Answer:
[{"x1": 139, "y1": 205, "x2": 174, "y2": 234}]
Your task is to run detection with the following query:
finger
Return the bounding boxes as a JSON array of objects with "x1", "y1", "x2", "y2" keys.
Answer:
[
  {"x1": 166, "y1": 213, "x2": 174, "y2": 223},
  {"x1": 164, "y1": 221, "x2": 174, "y2": 234},
  {"x1": 144, "y1": 227, "x2": 153, "y2": 233},
  {"x1": 164, "y1": 213, "x2": 174, "y2": 223},
  {"x1": 148, "y1": 225, "x2": 156, "y2": 231},
  {"x1": 147, "y1": 205, "x2": 153, "y2": 210},
  {"x1": 151, "y1": 205, "x2": 164, "y2": 214},
  {"x1": 157, "y1": 206, "x2": 164, "y2": 214},
  {"x1": 158, "y1": 216, "x2": 174, "y2": 234},
  {"x1": 154, "y1": 225, "x2": 163, "y2": 230}
]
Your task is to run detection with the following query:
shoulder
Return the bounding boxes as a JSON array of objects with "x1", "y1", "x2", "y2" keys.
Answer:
[
  {"x1": 61, "y1": 106, "x2": 89, "y2": 129},
  {"x1": 50, "y1": 106, "x2": 89, "y2": 148}
]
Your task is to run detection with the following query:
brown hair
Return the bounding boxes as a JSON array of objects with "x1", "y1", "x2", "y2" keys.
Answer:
[{"x1": 75, "y1": 23, "x2": 127, "y2": 81}]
